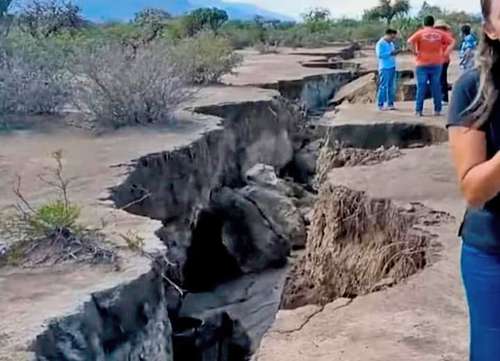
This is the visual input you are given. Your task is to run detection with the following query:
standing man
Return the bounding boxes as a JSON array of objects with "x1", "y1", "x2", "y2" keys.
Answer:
[
  {"x1": 460, "y1": 24, "x2": 478, "y2": 71},
  {"x1": 407, "y1": 15, "x2": 456, "y2": 116},
  {"x1": 376, "y1": 28, "x2": 399, "y2": 111},
  {"x1": 434, "y1": 20, "x2": 455, "y2": 104}
]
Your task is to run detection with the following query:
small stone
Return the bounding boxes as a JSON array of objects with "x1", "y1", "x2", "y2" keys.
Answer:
[{"x1": 245, "y1": 164, "x2": 280, "y2": 186}]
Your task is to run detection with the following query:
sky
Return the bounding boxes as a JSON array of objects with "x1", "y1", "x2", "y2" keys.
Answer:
[{"x1": 224, "y1": 0, "x2": 480, "y2": 19}]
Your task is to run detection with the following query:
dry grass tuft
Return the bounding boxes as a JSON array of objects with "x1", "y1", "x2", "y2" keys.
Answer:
[
  {"x1": 282, "y1": 184, "x2": 428, "y2": 309},
  {"x1": 314, "y1": 140, "x2": 402, "y2": 189}
]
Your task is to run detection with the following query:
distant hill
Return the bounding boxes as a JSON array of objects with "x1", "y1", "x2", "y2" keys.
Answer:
[{"x1": 71, "y1": 0, "x2": 292, "y2": 21}]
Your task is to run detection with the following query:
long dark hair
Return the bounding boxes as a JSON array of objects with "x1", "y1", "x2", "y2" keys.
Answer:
[{"x1": 468, "y1": 0, "x2": 500, "y2": 127}]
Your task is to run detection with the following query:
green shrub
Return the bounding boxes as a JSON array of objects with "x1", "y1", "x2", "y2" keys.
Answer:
[
  {"x1": 163, "y1": 18, "x2": 186, "y2": 41},
  {"x1": 120, "y1": 231, "x2": 146, "y2": 252},
  {"x1": 28, "y1": 200, "x2": 81, "y2": 237},
  {"x1": 222, "y1": 25, "x2": 261, "y2": 49},
  {"x1": 267, "y1": 26, "x2": 335, "y2": 48},
  {"x1": 172, "y1": 32, "x2": 242, "y2": 84},
  {"x1": 0, "y1": 151, "x2": 118, "y2": 268},
  {"x1": 181, "y1": 7, "x2": 228, "y2": 36},
  {"x1": 88, "y1": 22, "x2": 173, "y2": 51},
  {"x1": 349, "y1": 22, "x2": 386, "y2": 42}
]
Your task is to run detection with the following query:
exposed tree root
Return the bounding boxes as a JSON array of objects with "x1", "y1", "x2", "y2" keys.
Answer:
[{"x1": 1, "y1": 228, "x2": 118, "y2": 268}]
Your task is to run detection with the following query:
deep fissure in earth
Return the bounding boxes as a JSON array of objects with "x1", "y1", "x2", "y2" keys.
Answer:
[{"x1": 32, "y1": 63, "x2": 451, "y2": 361}]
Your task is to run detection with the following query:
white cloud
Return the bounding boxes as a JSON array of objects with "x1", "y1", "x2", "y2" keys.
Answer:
[{"x1": 224, "y1": 0, "x2": 480, "y2": 19}]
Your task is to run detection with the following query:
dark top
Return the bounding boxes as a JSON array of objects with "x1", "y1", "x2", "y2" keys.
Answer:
[{"x1": 447, "y1": 69, "x2": 500, "y2": 253}]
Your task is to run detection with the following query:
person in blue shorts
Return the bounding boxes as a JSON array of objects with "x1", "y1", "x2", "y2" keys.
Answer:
[{"x1": 448, "y1": 0, "x2": 500, "y2": 359}]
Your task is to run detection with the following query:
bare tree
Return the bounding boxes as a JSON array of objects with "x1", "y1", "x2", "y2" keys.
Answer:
[
  {"x1": 301, "y1": 7, "x2": 332, "y2": 33},
  {"x1": 116, "y1": 8, "x2": 173, "y2": 55},
  {"x1": 302, "y1": 7, "x2": 331, "y2": 23},
  {"x1": 364, "y1": 0, "x2": 411, "y2": 25}
]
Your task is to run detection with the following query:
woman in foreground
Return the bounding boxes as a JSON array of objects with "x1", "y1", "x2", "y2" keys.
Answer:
[{"x1": 448, "y1": 0, "x2": 500, "y2": 359}]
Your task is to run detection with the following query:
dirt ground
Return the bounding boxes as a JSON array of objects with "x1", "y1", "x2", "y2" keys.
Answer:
[
  {"x1": 0, "y1": 46, "x2": 470, "y2": 360},
  {"x1": 223, "y1": 46, "x2": 471, "y2": 360},
  {"x1": 223, "y1": 47, "x2": 354, "y2": 86},
  {"x1": 0, "y1": 85, "x2": 279, "y2": 360},
  {"x1": 324, "y1": 100, "x2": 448, "y2": 126},
  {"x1": 0, "y1": 125, "x2": 202, "y2": 360},
  {"x1": 256, "y1": 144, "x2": 468, "y2": 361}
]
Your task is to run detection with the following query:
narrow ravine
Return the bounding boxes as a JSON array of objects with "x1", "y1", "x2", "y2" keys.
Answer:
[{"x1": 31, "y1": 63, "x2": 355, "y2": 360}]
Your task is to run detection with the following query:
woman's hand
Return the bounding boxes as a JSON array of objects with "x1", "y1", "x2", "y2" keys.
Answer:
[{"x1": 449, "y1": 126, "x2": 500, "y2": 207}]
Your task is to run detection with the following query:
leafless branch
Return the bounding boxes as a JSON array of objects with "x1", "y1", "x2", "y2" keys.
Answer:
[{"x1": 12, "y1": 175, "x2": 36, "y2": 214}]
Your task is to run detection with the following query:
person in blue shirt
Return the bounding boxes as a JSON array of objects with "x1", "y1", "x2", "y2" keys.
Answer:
[
  {"x1": 376, "y1": 29, "x2": 399, "y2": 111},
  {"x1": 460, "y1": 24, "x2": 478, "y2": 71}
]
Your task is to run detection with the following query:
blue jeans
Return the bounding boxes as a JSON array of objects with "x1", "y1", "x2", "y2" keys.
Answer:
[
  {"x1": 377, "y1": 67, "x2": 396, "y2": 108},
  {"x1": 462, "y1": 243, "x2": 500, "y2": 361},
  {"x1": 415, "y1": 65, "x2": 443, "y2": 113}
]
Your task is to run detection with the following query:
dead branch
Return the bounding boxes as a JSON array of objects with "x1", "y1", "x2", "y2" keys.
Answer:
[{"x1": 12, "y1": 175, "x2": 36, "y2": 214}]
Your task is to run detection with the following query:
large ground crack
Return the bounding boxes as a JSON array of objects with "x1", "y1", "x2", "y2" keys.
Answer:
[
  {"x1": 277, "y1": 298, "x2": 354, "y2": 335},
  {"x1": 281, "y1": 185, "x2": 450, "y2": 310}
]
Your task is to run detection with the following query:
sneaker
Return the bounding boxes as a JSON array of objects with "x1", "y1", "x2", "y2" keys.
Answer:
[
  {"x1": 415, "y1": 112, "x2": 424, "y2": 117},
  {"x1": 378, "y1": 106, "x2": 387, "y2": 112},
  {"x1": 434, "y1": 111, "x2": 442, "y2": 117},
  {"x1": 388, "y1": 105, "x2": 397, "y2": 111}
]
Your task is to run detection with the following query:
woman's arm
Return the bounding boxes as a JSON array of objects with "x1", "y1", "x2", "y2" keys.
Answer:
[{"x1": 449, "y1": 127, "x2": 500, "y2": 207}]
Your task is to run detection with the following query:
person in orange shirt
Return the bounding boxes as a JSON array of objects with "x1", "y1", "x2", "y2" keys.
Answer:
[
  {"x1": 408, "y1": 15, "x2": 456, "y2": 116},
  {"x1": 435, "y1": 20, "x2": 455, "y2": 104}
]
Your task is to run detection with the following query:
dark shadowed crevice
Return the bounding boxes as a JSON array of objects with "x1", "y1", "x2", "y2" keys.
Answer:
[
  {"x1": 172, "y1": 313, "x2": 251, "y2": 361},
  {"x1": 325, "y1": 123, "x2": 448, "y2": 150},
  {"x1": 183, "y1": 209, "x2": 242, "y2": 292}
]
